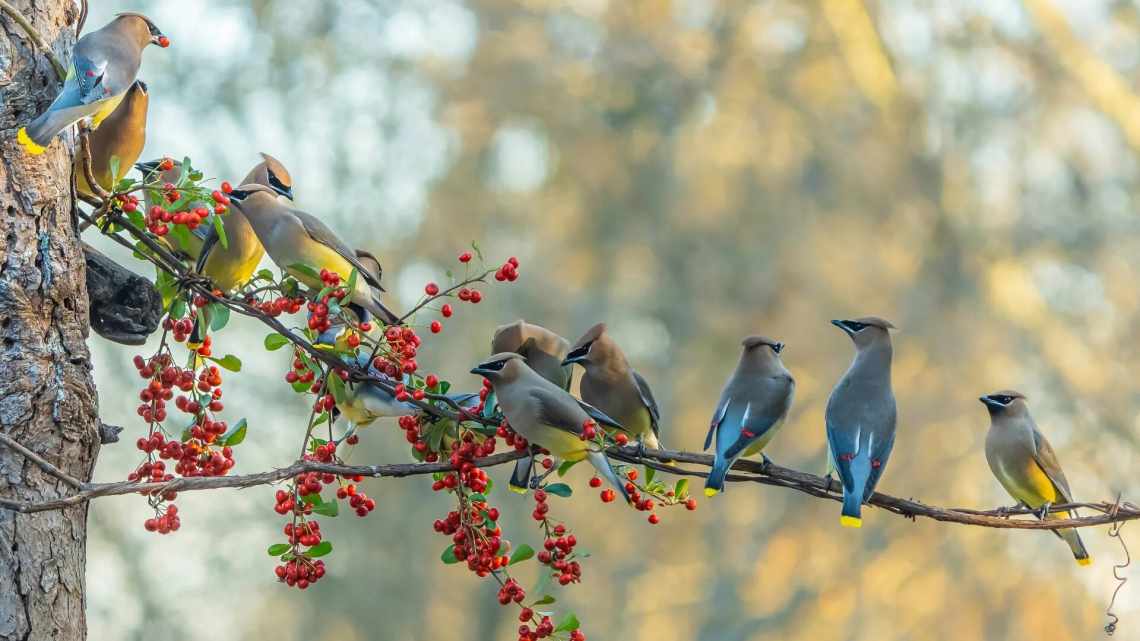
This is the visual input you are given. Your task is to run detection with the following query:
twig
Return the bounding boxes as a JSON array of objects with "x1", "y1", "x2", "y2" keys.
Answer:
[
  {"x1": 1105, "y1": 495, "x2": 1130, "y2": 636},
  {"x1": 76, "y1": 0, "x2": 86, "y2": 36},
  {"x1": 77, "y1": 125, "x2": 111, "y2": 200},
  {"x1": 0, "y1": 431, "x2": 84, "y2": 490},
  {"x1": 0, "y1": 0, "x2": 67, "y2": 81}
]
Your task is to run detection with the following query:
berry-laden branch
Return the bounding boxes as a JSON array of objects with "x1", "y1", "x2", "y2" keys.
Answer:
[{"x1": 0, "y1": 439, "x2": 1135, "y2": 532}]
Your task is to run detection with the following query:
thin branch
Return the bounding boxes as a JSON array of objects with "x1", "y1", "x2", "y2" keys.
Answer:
[
  {"x1": 0, "y1": 437, "x2": 1135, "y2": 532},
  {"x1": 77, "y1": 125, "x2": 111, "y2": 200},
  {"x1": 0, "y1": 0, "x2": 67, "y2": 81},
  {"x1": 0, "y1": 432, "x2": 84, "y2": 489}
]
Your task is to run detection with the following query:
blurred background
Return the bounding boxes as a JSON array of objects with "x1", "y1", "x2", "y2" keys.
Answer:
[{"x1": 81, "y1": 1, "x2": 1140, "y2": 639}]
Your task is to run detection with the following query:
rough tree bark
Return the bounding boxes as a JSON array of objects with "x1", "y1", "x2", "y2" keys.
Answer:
[{"x1": 0, "y1": 1, "x2": 99, "y2": 640}]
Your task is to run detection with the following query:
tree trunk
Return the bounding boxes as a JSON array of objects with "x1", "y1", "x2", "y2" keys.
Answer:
[{"x1": 0, "y1": 2, "x2": 98, "y2": 640}]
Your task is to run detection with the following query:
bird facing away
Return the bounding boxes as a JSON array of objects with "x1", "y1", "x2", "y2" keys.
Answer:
[
  {"x1": 563, "y1": 323, "x2": 664, "y2": 451},
  {"x1": 825, "y1": 317, "x2": 897, "y2": 528},
  {"x1": 704, "y1": 335, "x2": 795, "y2": 497},
  {"x1": 471, "y1": 353, "x2": 631, "y2": 503},
  {"x1": 314, "y1": 248, "x2": 390, "y2": 348},
  {"x1": 981, "y1": 390, "x2": 1091, "y2": 566},
  {"x1": 224, "y1": 184, "x2": 400, "y2": 325},
  {"x1": 329, "y1": 354, "x2": 478, "y2": 434},
  {"x1": 18, "y1": 13, "x2": 168, "y2": 154},
  {"x1": 75, "y1": 79, "x2": 148, "y2": 198},
  {"x1": 490, "y1": 320, "x2": 574, "y2": 492}
]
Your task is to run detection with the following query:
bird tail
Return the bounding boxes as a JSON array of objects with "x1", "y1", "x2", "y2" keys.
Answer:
[
  {"x1": 188, "y1": 306, "x2": 210, "y2": 347},
  {"x1": 1050, "y1": 509, "x2": 1092, "y2": 566},
  {"x1": 508, "y1": 455, "x2": 534, "y2": 494},
  {"x1": 840, "y1": 490, "x2": 864, "y2": 528},
  {"x1": 839, "y1": 453, "x2": 872, "y2": 528},
  {"x1": 704, "y1": 455, "x2": 731, "y2": 497},
  {"x1": 18, "y1": 102, "x2": 92, "y2": 154},
  {"x1": 587, "y1": 450, "x2": 631, "y2": 504}
]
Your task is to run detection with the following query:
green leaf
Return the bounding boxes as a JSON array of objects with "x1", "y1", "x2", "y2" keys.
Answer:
[
  {"x1": 555, "y1": 613, "x2": 580, "y2": 633},
  {"x1": 292, "y1": 379, "x2": 311, "y2": 393},
  {"x1": 544, "y1": 483, "x2": 572, "y2": 498},
  {"x1": 327, "y1": 372, "x2": 347, "y2": 405},
  {"x1": 645, "y1": 466, "x2": 655, "y2": 486},
  {"x1": 304, "y1": 541, "x2": 333, "y2": 558},
  {"x1": 484, "y1": 477, "x2": 494, "y2": 494},
  {"x1": 256, "y1": 268, "x2": 275, "y2": 281},
  {"x1": 267, "y1": 543, "x2": 291, "y2": 556},
  {"x1": 313, "y1": 412, "x2": 329, "y2": 427},
  {"x1": 211, "y1": 211, "x2": 228, "y2": 250},
  {"x1": 468, "y1": 493, "x2": 486, "y2": 503},
  {"x1": 208, "y1": 354, "x2": 242, "y2": 372},
  {"x1": 264, "y1": 333, "x2": 290, "y2": 351},
  {"x1": 289, "y1": 262, "x2": 321, "y2": 281},
  {"x1": 311, "y1": 500, "x2": 338, "y2": 517},
  {"x1": 674, "y1": 478, "x2": 689, "y2": 499},
  {"x1": 556, "y1": 460, "x2": 580, "y2": 477},
  {"x1": 532, "y1": 595, "x2": 556, "y2": 606},
  {"x1": 169, "y1": 297, "x2": 187, "y2": 320},
  {"x1": 178, "y1": 157, "x2": 191, "y2": 184},
  {"x1": 346, "y1": 268, "x2": 358, "y2": 295},
  {"x1": 509, "y1": 544, "x2": 534, "y2": 565},
  {"x1": 301, "y1": 493, "x2": 322, "y2": 505},
  {"x1": 441, "y1": 544, "x2": 459, "y2": 564},
  {"x1": 222, "y1": 418, "x2": 247, "y2": 446},
  {"x1": 109, "y1": 155, "x2": 121, "y2": 184},
  {"x1": 438, "y1": 380, "x2": 451, "y2": 394},
  {"x1": 208, "y1": 303, "x2": 230, "y2": 332}
]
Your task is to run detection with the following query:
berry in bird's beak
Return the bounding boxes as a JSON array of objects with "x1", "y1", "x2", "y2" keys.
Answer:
[{"x1": 155, "y1": 35, "x2": 170, "y2": 48}]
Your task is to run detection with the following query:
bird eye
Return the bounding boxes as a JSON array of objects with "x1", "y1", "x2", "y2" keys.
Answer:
[{"x1": 772, "y1": 342, "x2": 784, "y2": 354}]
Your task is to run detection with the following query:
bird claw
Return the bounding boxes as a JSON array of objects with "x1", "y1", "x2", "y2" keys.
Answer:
[
  {"x1": 760, "y1": 453, "x2": 774, "y2": 471},
  {"x1": 1037, "y1": 502, "x2": 1052, "y2": 520},
  {"x1": 529, "y1": 465, "x2": 556, "y2": 489},
  {"x1": 636, "y1": 441, "x2": 647, "y2": 459}
]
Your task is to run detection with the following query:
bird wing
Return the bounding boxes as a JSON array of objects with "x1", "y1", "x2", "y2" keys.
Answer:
[
  {"x1": 824, "y1": 416, "x2": 859, "y2": 491},
  {"x1": 705, "y1": 394, "x2": 730, "y2": 451},
  {"x1": 574, "y1": 398, "x2": 623, "y2": 431},
  {"x1": 194, "y1": 226, "x2": 219, "y2": 274},
  {"x1": 862, "y1": 426, "x2": 896, "y2": 501},
  {"x1": 722, "y1": 380, "x2": 794, "y2": 461},
  {"x1": 529, "y1": 388, "x2": 590, "y2": 437},
  {"x1": 290, "y1": 209, "x2": 384, "y2": 290},
  {"x1": 631, "y1": 370, "x2": 661, "y2": 436},
  {"x1": 72, "y1": 51, "x2": 110, "y2": 104},
  {"x1": 1031, "y1": 427, "x2": 1075, "y2": 504}
]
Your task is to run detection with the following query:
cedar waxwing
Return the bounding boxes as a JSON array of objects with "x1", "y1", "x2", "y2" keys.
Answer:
[
  {"x1": 563, "y1": 323, "x2": 664, "y2": 451},
  {"x1": 75, "y1": 80, "x2": 148, "y2": 198},
  {"x1": 187, "y1": 158, "x2": 296, "y2": 344},
  {"x1": 825, "y1": 317, "x2": 897, "y2": 528},
  {"x1": 704, "y1": 336, "x2": 796, "y2": 497},
  {"x1": 980, "y1": 390, "x2": 1092, "y2": 566},
  {"x1": 490, "y1": 320, "x2": 574, "y2": 492},
  {"x1": 471, "y1": 353, "x2": 630, "y2": 502},
  {"x1": 313, "y1": 249, "x2": 389, "y2": 348},
  {"x1": 331, "y1": 354, "x2": 478, "y2": 435},
  {"x1": 18, "y1": 13, "x2": 168, "y2": 154},
  {"x1": 225, "y1": 185, "x2": 401, "y2": 325}
]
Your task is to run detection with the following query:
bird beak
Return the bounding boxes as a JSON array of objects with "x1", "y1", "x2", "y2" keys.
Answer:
[
  {"x1": 469, "y1": 365, "x2": 493, "y2": 377},
  {"x1": 979, "y1": 395, "x2": 1002, "y2": 409},
  {"x1": 278, "y1": 185, "x2": 295, "y2": 200},
  {"x1": 134, "y1": 160, "x2": 161, "y2": 173},
  {"x1": 152, "y1": 34, "x2": 170, "y2": 48},
  {"x1": 562, "y1": 345, "x2": 589, "y2": 367},
  {"x1": 830, "y1": 319, "x2": 853, "y2": 335}
]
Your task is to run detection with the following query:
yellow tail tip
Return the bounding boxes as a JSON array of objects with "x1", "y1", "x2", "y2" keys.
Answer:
[
  {"x1": 508, "y1": 485, "x2": 529, "y2": 495},
  {"x1": 17, "y1": 128, "x2": 47, "y2": 155},
  {"x1": 1077, "y1": 557, "x2": 1092, "y2": 567},
  {"x1": 840, "y1": 515, "x2": 862, "y2": 528},
  {"x1": 704, "y1": 487, "x2": 719, "y2": 497}
]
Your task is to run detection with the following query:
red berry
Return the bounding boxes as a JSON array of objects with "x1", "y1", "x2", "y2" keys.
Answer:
[
  {"x1": 648, "y1": 514, "x2": 660, "y2": 525},
  {"x1": 430, "y1": 321, "x2": 442, "y2": 334},
  {"x1": 458, "y1": 252, "x2": 472, "y2": 263},
  {"x1": 221, "y1": 181, "x2": 233, "y2": 193},
  {"x1": 588, "y1": 477, "x2": 601, "y2": 488},
  {"x1": 441, "y1": 304, "x2": 453, "y2": 318},
  {"x1": 425, "y1": 282, "x2": 440, "y2": 296}
]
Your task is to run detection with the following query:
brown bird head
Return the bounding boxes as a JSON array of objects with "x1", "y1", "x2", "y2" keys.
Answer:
[
  {"x1": 226, "y1": 183, "x2": 278, "y2": 207},
  {"x1": 242, "y1": 153, "x2": 294, "y2": 200},
  {"x1": 830, "y1": 316, "x2": 895, "y2": 350},
  {"x1": 470, "y1": 352, "x2": 527, "y2": 384},
  {"x1": 979, "y1": 390, "x2": 1029, "y2": 416},
  {"x1": 353, "y1": 249, "x2": 383, "y2": 286},
  {"x1": 113, "y1": 12, "x2": 169, "y2": 48},
  {"x1": 562, "y1": 322, "x2": 624, "y2": 369},
  {"x1": 739, "y1": 335, "x2": 785, "y2": 366},
  {"x1": 492, "y1": 320, "x2": 570, "y2": 359}
]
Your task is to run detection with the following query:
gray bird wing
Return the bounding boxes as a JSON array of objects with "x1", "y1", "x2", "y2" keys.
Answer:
[
  {"x1": 1031, "y1": 427, "x2": 1075, "y2": 504},
  {"x1": 705, "y1": 392, "x2": 731, "y2": 451},
  {"x1": 290, "y1": 209, "x2": 384, "y2": 290},
  {"x1": 194, "y1": 229, "x2": 218, "y2": 274},
  {"x1": 574, "y1": 398, "x2": 623, "y2": 432},
  {"x1": 631, "y1": 370, "x2": 661, "y2": 436},
  {"x1": 73, "y1": 32, "x2": 139, "y2": 103},
  {"x1": 529, "y1": 388, "x2": 589, "y2": 437}
]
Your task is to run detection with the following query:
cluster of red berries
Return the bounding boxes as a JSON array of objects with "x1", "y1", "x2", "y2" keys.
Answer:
[
  {"x1": 116, "y1": 192, "x2": 141, "y2": 213},
  {"x1": 579, "y1": 419, "x2": 598, "y2": 441},
  {"x1": 283, "y1": 351, "x2": 321, "y2": 389},
  {"x1": 247, "y1": 293, "x2": 305, "y2": 318},
  {"x1": 143, "y1": 505, "x2": 180, "y2": 535},
  {"x1": 429, "y1": 433, "x2": 494, "y2": 494},
  {"x1": 518, "y1": 616, "x2": 584, "y2": 641},
  {"x1": 306, "y1": 269, "x2": 349, "y2": 333},
  {"x1": 143, "y1": 185, "x2": 229, "y2": 237},
  {"x1": 274, "y1": 557, "x2": 326, "y2": 590},
  {"x1": 531, "y1": 491, "x2": 583, "y2": 586},
  {"x1": 336, "y1": 483, "x2": 377, "y2": 517},
  {"x1": 494, "y1": 256, "x2": 521, "y2": 282},
  {"x1": 376, "y1": 325, "x2": 421, "y2": 377},
  {"x1": 497, "y1": 578, "x2": 526, "y2": 605},
  {"x1": 161, "y1": 314, "x2": 196, "y2": 343},
  {"x1": 397, "y1": 415, "x2": 436, "y2": 460},
  {"x1": 496, "y1": 419, "x2": 533, "y2": 453},
  {"x1": 133, "y1": 353, "x2": 179, "y2": 424},
  {"x1": 437, "y1": 502, "x2": 509, "y2": 576}
]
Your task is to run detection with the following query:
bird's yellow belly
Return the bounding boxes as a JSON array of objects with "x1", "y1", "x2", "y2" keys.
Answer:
[
  {"x1": 91, "y1": 94, "x2": 126, "y2": 127},
  {"x1": 998, "y1": 461, "x2": 1057, "y2": 508},
  {"x1": 535, "y1": 425, "x2": 589, "y2": 462},
  {"x1": 203, "y1": 244, "x2": 264, "y2": 292}
]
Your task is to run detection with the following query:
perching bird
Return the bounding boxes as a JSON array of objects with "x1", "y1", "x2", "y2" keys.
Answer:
[
  {"x1": 471, "y1": 353, "x2": 630, "y2": 502},
  {"x1": 981, "y1": 391, "x2": 1091, "y2": 566},
  {"x1": 75, "y1": 80, "x2": 148, "y2": 198},
  {"x1": 314, "y1": 249, "x2": 390, "y2": 348},
  {"x1": 490, "y1": 320, "x2": 574, "y2": 492},
  {"x1": 224, "y1": 185, "x2": 400, "y2": 325},
  {"x1": 330, "y1": 354, "x2": 477, "y2": 435},
  {"x1": 704, "y1": 336, "x2": 795, "y2": 497},
  {"x1": 18, "y1": 13, "x2": 168, "y2": 154},
  {"x1": 187, "y1": 157, "x2": 297, "y2": 344},
  {"x1": 825, "y1": 317, "x2": 897, "y2": 528},
  {"x1": 563, "y1": 323, "x2": 664, "y2": 451}
]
